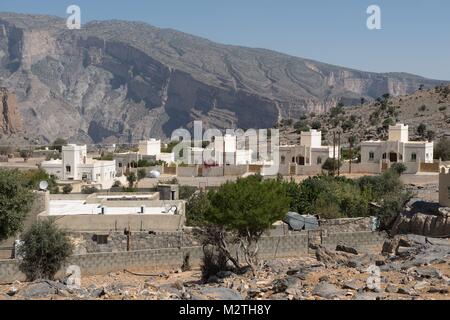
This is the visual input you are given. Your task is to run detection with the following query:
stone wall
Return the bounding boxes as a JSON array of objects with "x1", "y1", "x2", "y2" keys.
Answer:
[
  {"x1": 0, "y1": 231, "x2": 386, "y2": 284},
  {"x1": 68, "y1": 231, "x2": 201, "y2": 254},
  {"x1": 319, "y1": 217, "x2": 376, "y2": 234}
]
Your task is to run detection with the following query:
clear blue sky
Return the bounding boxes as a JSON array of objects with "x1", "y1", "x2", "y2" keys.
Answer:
[{"x1": 2, "y1": 0, "x2": 450, "y2": 80}]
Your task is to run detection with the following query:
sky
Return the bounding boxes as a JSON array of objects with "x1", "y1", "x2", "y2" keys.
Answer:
[{"x1": 1, "y1": 0, "x2": 450, "y2": 80}]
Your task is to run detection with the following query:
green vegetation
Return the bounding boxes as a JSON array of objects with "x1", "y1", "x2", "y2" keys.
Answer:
[
  {"x1": 62, "y1": 184, "x2": 73, "y2": 194},
  {"x1": 321, "y1": 158, "x2": 342, "y2": 175},
  {"x1": 22, "y1": 169, "x2": 58, "y2": 193},
  {"x1": 126, "y1": 172, "x2": 137, "y2": 188},
  {"x1": 81, "y1": 186, "x2": 99, "y2": 194},
  {"x1": 434, "y1": 137, "x2": 450, "y2": 160},
  {"x1": 50, "y1": 138, "x2": 67, "y2": 152},
  {"x1": 18, "y1": 219, "x2": 73, "y2": 280},
  {"x1": 191, "y1": 175, "x2": 289, "y2": 273},
  {"x1": 0, "y1": 169, "x2": 35, "y2": 241}
]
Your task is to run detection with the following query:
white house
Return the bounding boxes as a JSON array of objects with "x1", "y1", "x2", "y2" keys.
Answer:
[
  {"x1": 138, "y1": 139, "x2": 175, "y2": 164},
  {"x1": 279, "y1": 130, "x2": 339, "y2": 166},
  {"x1": 360, "y1": 124, "x2": 434, "y2": 164},
  {"x1": 40, "y1": 144, "x2": 117, "y2": 189}
]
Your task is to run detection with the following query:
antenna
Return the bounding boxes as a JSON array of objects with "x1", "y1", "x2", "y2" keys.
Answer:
[{"x1": 39, "y1": 180, "x2": 48, "y2": 191}]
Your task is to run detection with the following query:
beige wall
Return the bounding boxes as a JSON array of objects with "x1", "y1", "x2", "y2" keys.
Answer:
[{"x1": 439, "y1": 167, "x2": 450, "y2": 207}]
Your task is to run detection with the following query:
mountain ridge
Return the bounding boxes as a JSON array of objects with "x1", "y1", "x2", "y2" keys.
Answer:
[{"x1": 0, "y1": 12, "x2": 447, "y2": 144}]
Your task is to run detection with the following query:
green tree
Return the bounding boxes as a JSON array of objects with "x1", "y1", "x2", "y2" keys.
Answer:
[
  {"x1": 127, "y1": 172, "x2": 137, "y2": 188},
  {"x1": 0, "y1": 169, "x2": 35, "y2": 241},
  {"x1": 136, "y1": 168, "x2": 147, "y2": 188},
  {"x1": 417, "y1": 123, "x2": 427, "y2": 137},
  {"x1": 51, "y1": 138, "x2": 67, "y2": 153},
  {"x1": 390, "y1": 163, "x2": 407, "y2": 175},
  {"x1": 201, "y1": 176, "x2": 290, "y2": 273},
  {"x1": 18, "y1": 219, "x2": 73, "y2": 280},
  {"x1": 434, "y1": 137, "x2": 450, "y2": 160}
]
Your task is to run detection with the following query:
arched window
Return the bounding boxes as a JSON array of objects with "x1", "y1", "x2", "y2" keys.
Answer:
[
  {"x1": 281, "y1": 155, "x2": 286, "y2": 164},
  {"x1": 382, "y1": 153, "x2": 387, "y2": 160},
  {"x1": 369, "y1": 152, "x2": 375, "y2": 160},
  {"x1": 317, "y1": 157, "x2": 322, "y2": 165},
  {"x1": 411, "y1": 153, "x2": 417, "y2": 161}
]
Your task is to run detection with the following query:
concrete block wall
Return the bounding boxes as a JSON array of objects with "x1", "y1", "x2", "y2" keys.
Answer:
[
  {"x1": 0, "y1": 231, "x2": 386, "y2": 284},
  {"x1": 322, "y1": 231, "x2": 386, "y2": 250}
]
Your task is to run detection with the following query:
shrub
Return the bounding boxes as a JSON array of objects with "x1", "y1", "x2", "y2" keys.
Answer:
[
  {"x1": 62, "y1": 184, "x2": 73, "y2": 194},
  {"x1": 18, "y1": 219, "x2": 73, "y2": 280},
  {"x1": 321, "y1": 158, "x2": 342, "y2": 175},
  {"x1": 0, "y1": 169, "x2": 35, "y2": 241},
  {"x1": 390, "y1": 163, "x2": 407, "y2": 175},
  {"x1": 81, "y1": 186, "x2": 99, "y2": 194},
  {"x1": 434, "y1": 137, "x2": 450, "y2": 160}
]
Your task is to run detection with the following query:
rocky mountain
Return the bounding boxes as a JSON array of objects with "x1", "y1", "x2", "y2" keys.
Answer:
[
  {"x1": 0, "y1": 87, "x2": 22, "y2": 135},
  {"x1": 279, "y1": 84, "x2": 450, "y2": 146},
  {"x1": 0, "y1": 12, "x2": 447, "y2": 144}
]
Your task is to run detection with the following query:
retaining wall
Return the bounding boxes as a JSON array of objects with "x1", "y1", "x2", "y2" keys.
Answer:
[{"x1": 0, "y1": 231, "x2": 386, "y2": 284}]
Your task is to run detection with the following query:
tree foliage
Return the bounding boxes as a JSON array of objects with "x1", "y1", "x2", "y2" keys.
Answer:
[
  {"x1": 434, "y1": 137, "x2": 450, "y2": 161},
  {"x1": 197, "y1": 175, "x2": 290, "y2": 273},
  {"x1": 0, "y1": 169, "x2": 35, "y2": 241},
  {"x1": 18, "y1": 219, "x2": 73, "y2": 281}
]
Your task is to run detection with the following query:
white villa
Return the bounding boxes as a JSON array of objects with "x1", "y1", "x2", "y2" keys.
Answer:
[
  {"x1": 138, "y1": 139, "x2": 175, "y2": 164},
  {"x1": 279, "y1": 129, "x2": 339, "y2": 166},
  {"x1": 360, "y1": 124, "x2": 434, "y2": 164},
  {"x1": 40, "y1": 144, "x2": 117, "y2": 189},
  {"x1": 182, "y1": 134, "x2": 253, "y2": 166}
]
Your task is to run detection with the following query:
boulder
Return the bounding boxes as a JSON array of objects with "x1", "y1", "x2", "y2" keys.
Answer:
[
  {"x1": 190, "y1": 287, "x2": 243, "y2": 300},
  {"x1": 312, "y1": 282, "x2": 344, "y2": 299}
]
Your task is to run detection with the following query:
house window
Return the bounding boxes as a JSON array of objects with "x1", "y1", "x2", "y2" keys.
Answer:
[
  {"x1": 382, "y1": 153, "x2": 387, "y2": 160},
  {"x1": 369, "y1": 152, "x2": 374, "y2": 160},
  {"x1": 292, "y1": 157, "x2": 295, "y2": 163},
  {"x1": 281, "y1": 156, "x2": 286, "y2": 164},
  {"x1": 118, "y1": 162, "x2": 122, "y2": 168},
  {"x1": 411, "y1": 153, "x2": 417, "y2": 161},
  {"x1": 65, "y1": 165, "x2": 71, "y2": 173},
  {"x1": 317, "y1": 157, "x2": 322, "y2": 165}
]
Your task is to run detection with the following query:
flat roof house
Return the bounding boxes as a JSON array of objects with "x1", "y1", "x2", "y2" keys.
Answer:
[
  {"x1": 40, "y1": 144, "x2": 117, "y2": 189},
  {"x1": 360, "y1": 124, "x2": 434, "y2": 165},
  {"x1": 279, "y1": 130, "x2": 339, "y2": 166}
]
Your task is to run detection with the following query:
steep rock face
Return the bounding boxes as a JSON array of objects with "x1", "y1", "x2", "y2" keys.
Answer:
[
  {"x1": 0, "y1": 13, "x2": 446, "y2": 144},
  {"x1": 0, "y1": 87, "x2": 22, "y2": 134}
]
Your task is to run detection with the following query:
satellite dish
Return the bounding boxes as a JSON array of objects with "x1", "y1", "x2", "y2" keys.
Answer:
[
  {"x1": 149, "y1": 170, "x2": 161, "y2": 178},
  {"x1": 39, "y1": 180, "x2": 49, "y2": 191}
]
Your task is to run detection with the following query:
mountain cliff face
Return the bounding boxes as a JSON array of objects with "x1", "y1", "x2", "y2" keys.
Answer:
[
  {"x1": 0, "y1": 12, "x2": 446, "y2": 144},
  {"x1": 0, "y1": 87, "x2": 22, "y2": 135}
]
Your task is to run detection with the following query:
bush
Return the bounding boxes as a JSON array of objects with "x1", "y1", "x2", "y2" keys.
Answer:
[
  {"x1": 18, "y1": 220, "x2": 73, "y2": 280},
  {"x1": 434, "y1": 138, "x2": 450, "y2": 160},
  {"x1": 390, "y1": 163, "x2": 407, "y2": 175},
  {"x1": 62, "y1": 184, "x2": 73, "y2": 194},
  {"x1": 321, "y1": 158, "x2": 342, "y2": 174},
  {"x1": 81, "y1": 186, "x2": 99, "y2": 194}
]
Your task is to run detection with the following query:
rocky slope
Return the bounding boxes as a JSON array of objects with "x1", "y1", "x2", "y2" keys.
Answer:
[
  {"x1": 1, "y1": 235, "x2": 448, "y2": 300},
  {"x1": 0, "y1": 12, "x2": 447, "y2": 144},
  {"x1": 279, "y1": 85, "x2": 450, "y2": 146},
  {"x1": 0, "y1": 87, "x2": 22, "y2": 136}
]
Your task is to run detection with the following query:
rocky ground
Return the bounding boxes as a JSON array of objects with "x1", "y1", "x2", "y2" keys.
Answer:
[{"x1": 0, "y1": 234, "x2": 448, "y2": 301}]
